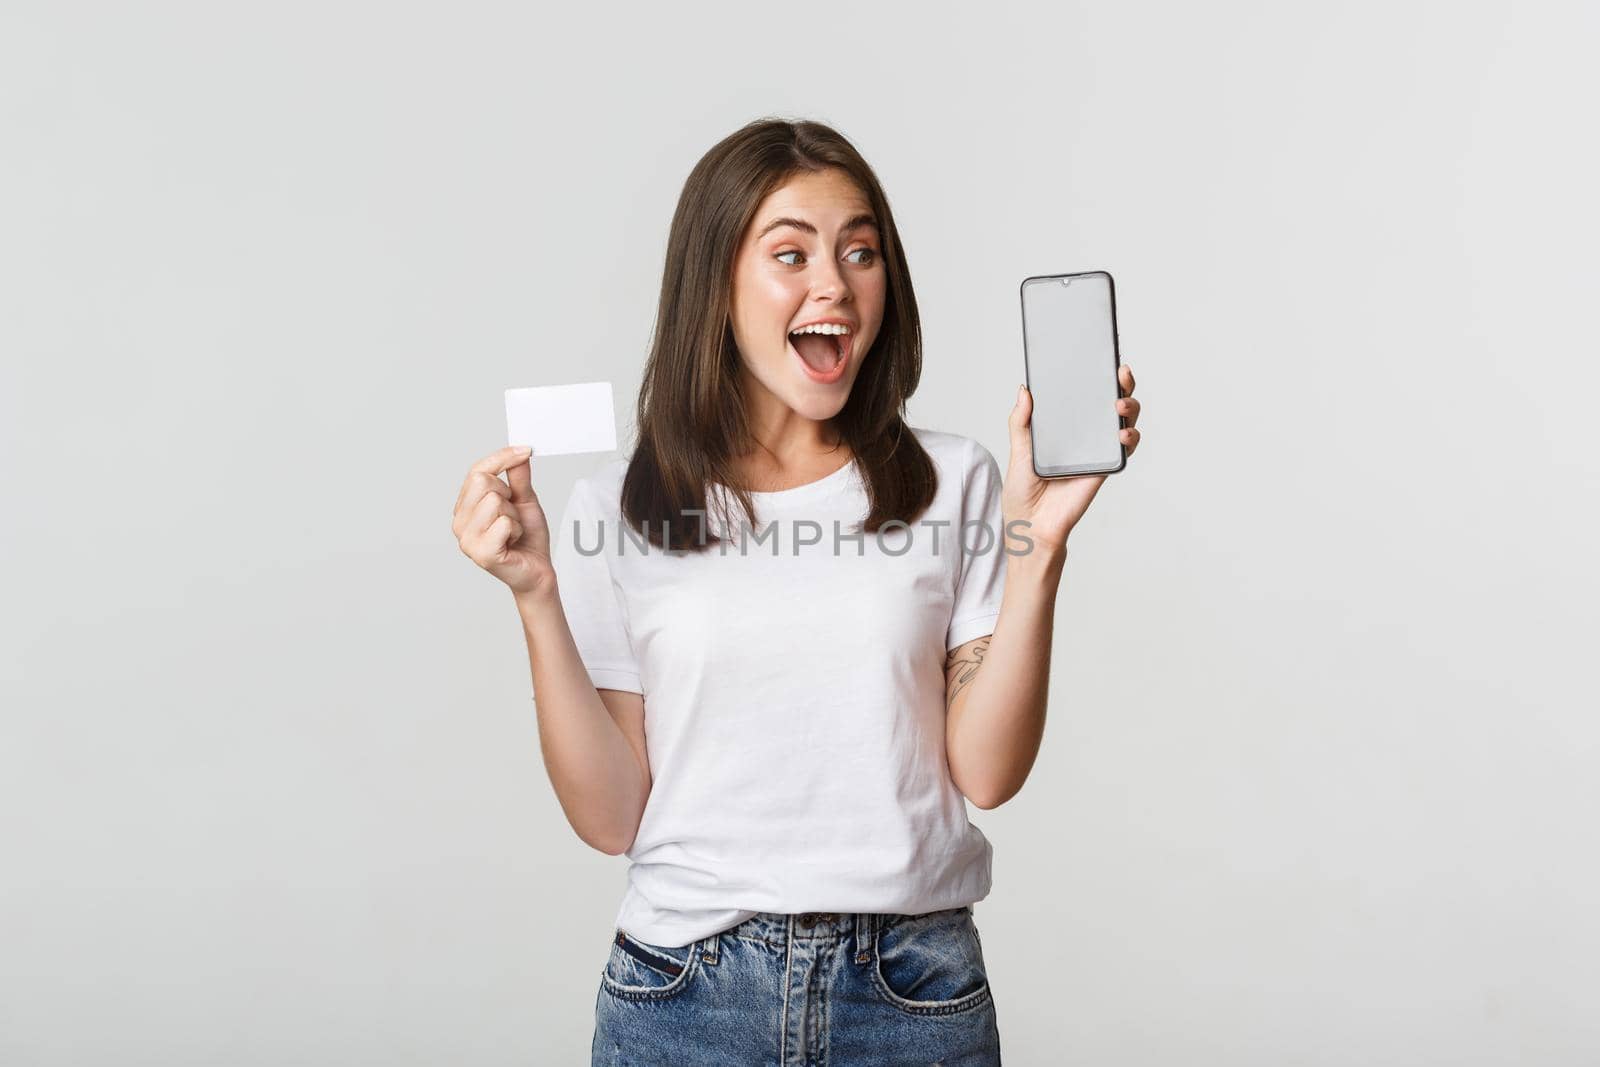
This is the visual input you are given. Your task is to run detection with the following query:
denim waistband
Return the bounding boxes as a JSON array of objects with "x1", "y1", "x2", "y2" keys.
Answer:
[{"x1": 700, "y1": 911, "x2": 877, "y2": 964}]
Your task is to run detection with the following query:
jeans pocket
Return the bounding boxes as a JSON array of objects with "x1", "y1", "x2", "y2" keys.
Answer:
[
  {"x1": 869, "y1": 906, "x2": 992, "y2": 1017},
  {"x1": 600, "y1": 929, "x2": 699, "y2": 1001}
]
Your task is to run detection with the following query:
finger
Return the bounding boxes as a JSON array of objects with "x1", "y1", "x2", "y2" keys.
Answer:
[
  {"x1": 507, "y1": 453, "x2": 537, "y2": 505},
  {"x1": 1118, "y1": 363, "x2": 1135, "y2": 396},
  {"x1": 1116, "y1": 395, "x2": 1140, "y2": 428},
  {"x1": 470, "y1": 489, "x2": 512, "y2": 539},
  {"x1": 454, "y1": 468, "x2": 514, "y2": 523},
  {"x1": 457, "y1": 446, "x2": 533, "y2": 511},
  {"x1": 470, "y1": 444, "x2": 534, "y2": 477},
  {"x1": 475, "y1": 514, "x2": 517, "y2": 562},
  {"x1": 1121, "y1": 426, "x2": 1140, "y2": 455},
  {"x1": 455, "y1": 466, "x2": 512, "y2": 517},
  {"x1": 487, "y1": 513, "x2": 524, "y2": 555},
  {"x1": 462, "y1": 513, "x2": 511, "y2": 565}
]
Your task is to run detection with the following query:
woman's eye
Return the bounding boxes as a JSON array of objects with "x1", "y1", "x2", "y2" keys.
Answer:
[{"x1": 775, "y1": 248, "x2": 879, "y2": 267}]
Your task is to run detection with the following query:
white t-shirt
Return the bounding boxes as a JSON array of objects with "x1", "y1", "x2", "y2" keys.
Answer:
[{"x1": 539, "y1": 426, "x2": 1008, "y2": 947}]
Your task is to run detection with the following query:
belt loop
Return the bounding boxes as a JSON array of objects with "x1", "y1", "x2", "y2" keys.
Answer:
[
  {"x1": 854, "y1": 913, "x2": 872, "y2": 965},
  {"x1": 700, "y1": 931, "x2": 720, "y2": 966}
]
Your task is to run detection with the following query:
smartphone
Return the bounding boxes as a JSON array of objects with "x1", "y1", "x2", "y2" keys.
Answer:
[{"x1": 1019, "y1": 270, "x2": 1127, "y2": 478}]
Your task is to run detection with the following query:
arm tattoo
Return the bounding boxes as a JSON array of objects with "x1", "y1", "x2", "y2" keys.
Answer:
[{"x1": 945, "y1": 636, "x2": 991, "y2": 706}]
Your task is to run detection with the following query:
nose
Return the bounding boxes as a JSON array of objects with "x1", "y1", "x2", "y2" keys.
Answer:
[{"x1": 809, "y1": 256, "x2": 851, "y2": 303}]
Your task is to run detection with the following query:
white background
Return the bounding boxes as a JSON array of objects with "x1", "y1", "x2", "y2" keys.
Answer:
[{"x1": 4, "y1": 2, "x2": 1597, "y2": 1063}]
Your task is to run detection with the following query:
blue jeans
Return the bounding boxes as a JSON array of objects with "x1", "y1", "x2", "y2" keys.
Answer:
[{"x1": 592, "y1": 905, "x2": 1002, "y2": 1065}]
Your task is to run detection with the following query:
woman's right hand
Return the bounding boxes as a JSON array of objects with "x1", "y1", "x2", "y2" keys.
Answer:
[{"x1": 452, "y1": 445, "x2": 557, "y2": 600}]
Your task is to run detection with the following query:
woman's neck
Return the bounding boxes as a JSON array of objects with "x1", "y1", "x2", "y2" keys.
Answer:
[{"x1": 730, "y1": 427, "x2": 852, "y2": 493}]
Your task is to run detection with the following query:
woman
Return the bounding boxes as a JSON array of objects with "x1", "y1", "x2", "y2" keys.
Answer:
[{"x1": 452, "y1": 118, "x2": 1142, "y2": 1065}]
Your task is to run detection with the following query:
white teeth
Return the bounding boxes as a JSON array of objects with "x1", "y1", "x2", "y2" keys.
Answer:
[{"x1": 789, "y1": 323, "x2": 850, "y2": 336}]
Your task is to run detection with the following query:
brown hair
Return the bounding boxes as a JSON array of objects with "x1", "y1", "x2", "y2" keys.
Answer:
[{"x1": 621, "y1": 117, "x2": 938, "y2": 551}]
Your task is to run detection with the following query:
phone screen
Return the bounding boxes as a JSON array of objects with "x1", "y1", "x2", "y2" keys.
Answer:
[{"x1": 1019, "y1": 271, "x2": 1125, "y2": 477}]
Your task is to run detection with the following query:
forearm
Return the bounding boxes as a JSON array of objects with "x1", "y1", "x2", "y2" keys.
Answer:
[
  {"x1": 946, "y1": 548, "x2": 1065, "y2": 808},
  {"x1": 515, "y1": 588, "x2": 647, "y2": 854}
]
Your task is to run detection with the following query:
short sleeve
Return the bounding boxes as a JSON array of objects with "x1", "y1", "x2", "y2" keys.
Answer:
[
  {"x1": 540, "y1": 476, "x2": 643, "y2": 698},
  {"x1": 946, "y1": 437, "x2": 1008, "y2": 651}
]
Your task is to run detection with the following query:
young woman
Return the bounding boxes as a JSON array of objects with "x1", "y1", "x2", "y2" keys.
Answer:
[{"x1": 452, "y1": 118, "x2": 1142, "y2": 1065}]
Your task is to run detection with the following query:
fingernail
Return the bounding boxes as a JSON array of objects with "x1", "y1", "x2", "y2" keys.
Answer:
[{"x1": 514, "y1": 445, "x2": 532, "y2": 455}]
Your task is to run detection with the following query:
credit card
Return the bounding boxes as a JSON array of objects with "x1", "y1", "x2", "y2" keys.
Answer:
[{"x1": 504, "y1": 381, "x2": 618, "y2": 456}]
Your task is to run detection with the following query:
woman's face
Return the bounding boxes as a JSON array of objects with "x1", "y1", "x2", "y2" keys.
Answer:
[{"x1": 727, "y1": 167, "x2": 886, "y2": 428}]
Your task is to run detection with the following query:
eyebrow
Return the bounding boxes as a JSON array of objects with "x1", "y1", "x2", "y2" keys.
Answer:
[{"x1": 756, "y1": 213, "x2": 880, "y2": 240}]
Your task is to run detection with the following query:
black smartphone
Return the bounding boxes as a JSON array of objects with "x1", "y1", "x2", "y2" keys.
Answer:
[{"x1": 1019, "y1": 270, "x2": 1127, "y2": 478}]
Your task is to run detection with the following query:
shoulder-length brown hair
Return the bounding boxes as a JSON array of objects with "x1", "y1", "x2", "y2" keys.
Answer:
[{"x1": 621, "y1": 117, "x2": 938, "y2": 551}]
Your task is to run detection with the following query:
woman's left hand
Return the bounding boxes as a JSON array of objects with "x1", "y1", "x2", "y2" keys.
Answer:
[{"x1": 1002, "y1": 363, "x2": 1141, "y2": 560}]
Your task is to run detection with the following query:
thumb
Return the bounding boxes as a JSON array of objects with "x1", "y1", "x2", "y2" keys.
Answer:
[
  {"x1": 1008, "y1": 384, "x2": 1033, "y2": 468},
  {"x1": 506, "y1": 452, "x2": 536, "y2": 504}
]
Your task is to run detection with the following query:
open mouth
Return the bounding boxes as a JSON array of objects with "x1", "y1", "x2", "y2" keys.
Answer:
[{"x1": 787, "y1": 325, "x2": 850, "y2": 384}]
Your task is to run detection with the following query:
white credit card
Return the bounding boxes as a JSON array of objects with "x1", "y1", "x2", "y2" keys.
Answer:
[{"x1": 504, "y1": 381, "x2": 618, "y2": 456}]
